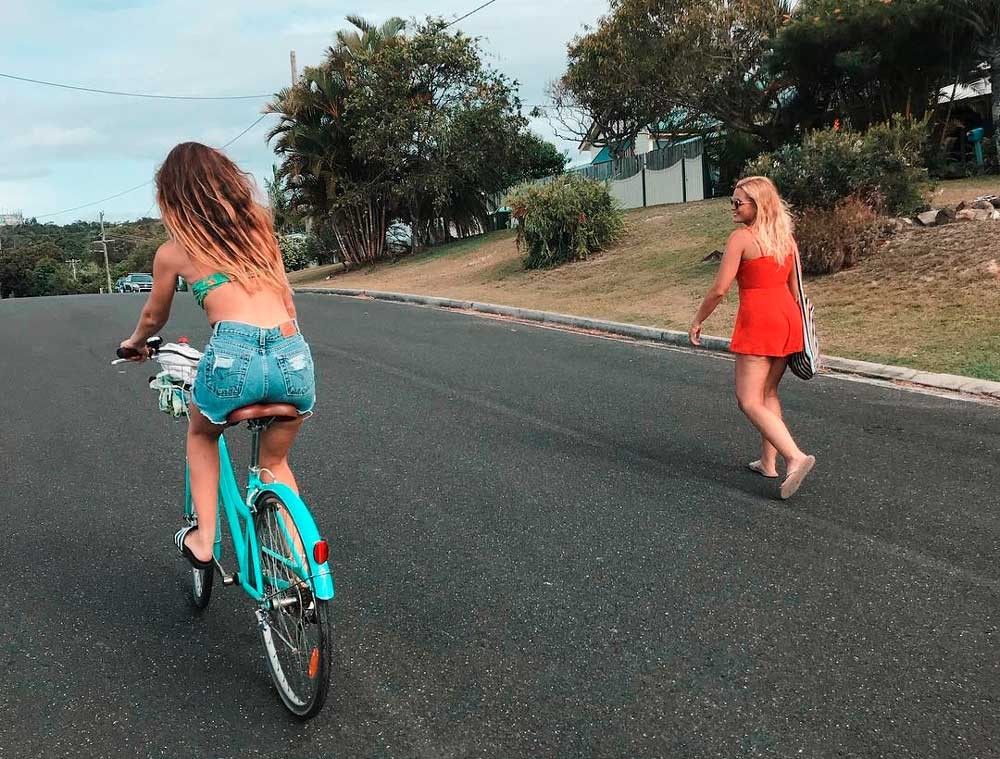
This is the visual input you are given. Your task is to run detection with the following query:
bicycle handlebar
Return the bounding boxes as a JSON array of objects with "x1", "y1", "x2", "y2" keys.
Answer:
[{"x1": 114, "y1": 335, "x2": 163, "y2": 361}]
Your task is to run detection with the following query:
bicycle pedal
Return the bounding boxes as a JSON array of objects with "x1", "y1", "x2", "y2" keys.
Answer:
[{"x1": 212, "y1": 558, "x2": 237, "y2": 586}]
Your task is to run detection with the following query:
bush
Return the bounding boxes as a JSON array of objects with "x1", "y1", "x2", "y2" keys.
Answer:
[
  {"x1": 746, "y1": 117, "x2": 930, "y2": 217},
  {"x1": 794, "y1": 196, "x2": 882, "y2": 275},
  {"x1": 506, "y1": 174, "x2": 625, "y2": 269},
  {"x1": 278, "y1": 234, "x2": 312, "y2": 272}
]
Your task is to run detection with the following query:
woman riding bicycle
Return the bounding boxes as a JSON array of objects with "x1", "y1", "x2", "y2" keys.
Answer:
[{"x1": 119, "y1": 142, "x2": 316, "y2": 568}]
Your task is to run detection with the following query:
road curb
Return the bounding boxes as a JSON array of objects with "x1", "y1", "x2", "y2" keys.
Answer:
[{"x1": 296, "y1": 287, "x2": 1000, "y2": 402}]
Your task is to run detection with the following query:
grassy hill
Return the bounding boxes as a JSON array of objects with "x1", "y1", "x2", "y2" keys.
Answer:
[{"x1": 300, "y1": 183, "x2": 1000, "y2": 380}]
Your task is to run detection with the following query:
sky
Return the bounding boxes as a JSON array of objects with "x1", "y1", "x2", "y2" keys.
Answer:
[{"x1": 0, "y1": 0, "x2": 610, "y2": 224}]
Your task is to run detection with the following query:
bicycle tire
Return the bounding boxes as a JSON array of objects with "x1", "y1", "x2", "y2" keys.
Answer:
[
  {"x1": 190, "y1": 563, "x2": 214, "y2": 611},
  {"x1": 254, "y1": 493, "x2": 332, "y2": 720},
  {"x1": 183, "y1": 465, "x2": 214, "y2": 611}
]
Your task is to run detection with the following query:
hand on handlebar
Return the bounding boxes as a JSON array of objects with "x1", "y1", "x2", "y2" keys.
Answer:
[{"x1": 116, "y1": 335, "x2": 162, "y2": 362}]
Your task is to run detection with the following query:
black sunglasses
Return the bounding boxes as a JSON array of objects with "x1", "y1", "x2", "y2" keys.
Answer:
[{"x1": 730, "y1": 197, "x2": 755, "y2": 209}]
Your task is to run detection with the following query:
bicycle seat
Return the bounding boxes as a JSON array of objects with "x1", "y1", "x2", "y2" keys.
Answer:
[{"x1": 227, "y1": 403, "x2": 300, "y2": 425}]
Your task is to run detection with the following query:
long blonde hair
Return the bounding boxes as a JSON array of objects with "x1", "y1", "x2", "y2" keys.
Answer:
[
  {"x1": 736, "y1": 176, "x2": 795, "y2": 265},
  {"x1": 156, "y1": 142, "x2": 287, "y2": 293}
]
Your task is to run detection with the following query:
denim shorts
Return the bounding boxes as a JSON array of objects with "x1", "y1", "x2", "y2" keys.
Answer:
[{"x1": 191, "y1": 320, "x2": 317, "y2": 425}]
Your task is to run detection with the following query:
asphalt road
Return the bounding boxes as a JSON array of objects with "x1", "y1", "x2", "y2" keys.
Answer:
[{"x1": 0, "y1": 293, "x2": 998, "y2": 759}]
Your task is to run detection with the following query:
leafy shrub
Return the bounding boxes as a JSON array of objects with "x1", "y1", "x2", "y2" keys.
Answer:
[
  {"x1": 506, "y1": 174, "x2": 625, "y2": 269},
  {"x1": 794, "y1": 196, "x2": 882, "y2": 275},
  {"x1": 746, "y1": 117, "x2": 930, "y2": 217},
  {"x1": 278, "y1": 234, "x2": 312, "y2": 272}
]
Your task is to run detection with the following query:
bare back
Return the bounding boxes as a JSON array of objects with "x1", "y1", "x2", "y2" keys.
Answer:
[{"x1": 157, "y1": 239, "x2": 295, "y2": 327}]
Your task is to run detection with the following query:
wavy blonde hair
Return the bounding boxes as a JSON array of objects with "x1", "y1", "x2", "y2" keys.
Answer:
[
  {"x1": 156, "y1": 142, "x2": 287, "y2": 293},
  {"x1": 736, "y1": 175, "x2": 795, "y2": 265}
]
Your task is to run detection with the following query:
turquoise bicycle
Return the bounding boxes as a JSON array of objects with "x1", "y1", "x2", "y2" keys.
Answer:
[{"x1": 115, "y1": 336, "x2": 335, "y2": 719}]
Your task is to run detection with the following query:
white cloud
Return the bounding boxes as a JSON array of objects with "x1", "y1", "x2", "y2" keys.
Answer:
[{"x1": 10, "y1": 125, "x2": 102, "y2": 150}]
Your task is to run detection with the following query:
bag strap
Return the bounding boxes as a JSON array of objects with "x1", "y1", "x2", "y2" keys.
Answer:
[{"x1": 791, "y1": 240, "x2": 807, "y2": 306}]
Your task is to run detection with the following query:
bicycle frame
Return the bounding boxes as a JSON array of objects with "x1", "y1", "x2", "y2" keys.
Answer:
[{"x1": 183, "y1": 427, "x2": 335, "y2": 604}]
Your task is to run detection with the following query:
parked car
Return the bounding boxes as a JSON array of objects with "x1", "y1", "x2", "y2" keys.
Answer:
[{"x1": 119, "y1": 273, "x2": 153, "y2": 293}]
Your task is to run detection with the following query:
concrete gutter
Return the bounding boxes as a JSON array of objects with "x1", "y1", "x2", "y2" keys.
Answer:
[{"x1": 296, "y1": 287, "x2": 1000, "y2": 403}]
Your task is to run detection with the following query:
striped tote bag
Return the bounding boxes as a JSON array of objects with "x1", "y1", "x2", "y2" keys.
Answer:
[{"x1": 789, "y1": 247, "x2": 820, "y2": 380}]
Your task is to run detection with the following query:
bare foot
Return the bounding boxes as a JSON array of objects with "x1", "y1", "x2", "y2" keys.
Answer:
[{"x1": 780, "y1": 455, "x2": 816, "y2": 500}]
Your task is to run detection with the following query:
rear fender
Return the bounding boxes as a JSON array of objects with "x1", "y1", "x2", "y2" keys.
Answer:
[{"x1": 254, "y1": 484, "x2": 335, "y2": 601}]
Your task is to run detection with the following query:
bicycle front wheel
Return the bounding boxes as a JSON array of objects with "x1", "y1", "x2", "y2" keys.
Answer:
[
  {"x1": 184, "y1": 466, "x2": 214, "y2": 611},
  {"x1": 254, "y1": 493, "x2": 332, "y2": 720}
]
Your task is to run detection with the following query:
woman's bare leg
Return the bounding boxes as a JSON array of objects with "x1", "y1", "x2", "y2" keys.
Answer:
[
  {"x1": 185, "y1": 402, "x2": 225, "y2": 562},
  {"x1": 259, "y1": 416, "x2": 307, "y2": 562},
  {"x1": 757, "y1": 357, "x2": 789, "y2": 475},
  {"x1": 735, "y1": 355, "x2": 807, "y2": 466},
  {"x1": 259, "y1": 416, "x2": 305, "y2": 492}
]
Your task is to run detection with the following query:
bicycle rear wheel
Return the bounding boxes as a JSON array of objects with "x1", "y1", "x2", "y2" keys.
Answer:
[{"x1": 254, "y1": 493, "x2": 332, "y2": 720}]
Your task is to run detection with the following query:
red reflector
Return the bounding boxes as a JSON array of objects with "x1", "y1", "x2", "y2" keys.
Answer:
[{"x1": 312, "y1": 539, "x2": 329, "y2": 564}]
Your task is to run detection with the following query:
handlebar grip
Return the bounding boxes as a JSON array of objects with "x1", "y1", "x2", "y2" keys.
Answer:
[{"x1": 117, "y1": 336, "x2": 161, "y2": 360}]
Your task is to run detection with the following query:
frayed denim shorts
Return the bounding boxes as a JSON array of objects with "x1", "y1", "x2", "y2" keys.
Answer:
[{"x1": 191, "y1": 320, "x2": 316, "y2": 425}]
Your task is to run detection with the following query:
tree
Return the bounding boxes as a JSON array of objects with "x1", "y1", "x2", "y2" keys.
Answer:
[
  {"x1": 267, "y1": 17, "x2": 407, "y2": 264},
  {"x1": 553, "y1": 0, "x2": 794, "y2": 154},
  {"x1": 265, "y1": 165, "x2": 297, "y2": 234},
  {"x1": 947, "y1": 0, "x2": 1000, "y2": 162},
  {"x1": 269, "y1": 17, "x2": 550, "y2": 261},
  {"x1": 769, "y1": 0, "x2": 971, "y2": 132}
]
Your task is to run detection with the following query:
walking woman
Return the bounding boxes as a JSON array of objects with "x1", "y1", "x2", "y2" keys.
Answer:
[
  {"x1": 119, "y1": 142, "x2": 316, "y2": 566},
  {"x1": 689, "y1": 176, "x2": 815, "y2": 499}
]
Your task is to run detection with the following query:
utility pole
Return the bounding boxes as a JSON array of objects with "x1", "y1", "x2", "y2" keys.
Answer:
[
  {"x1": 66, "y1": 258, "x2": 80, "y2": 281},
  {"x1": 290, "y1": 50, "x2": 297, "y2": 85},
  {"x1": 94, "y1": 211, "x2": 113, "y2": 294}
]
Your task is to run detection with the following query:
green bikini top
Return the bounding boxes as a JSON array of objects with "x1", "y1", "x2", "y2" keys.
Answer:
[{"x1": 190, "y1": 272, "x2": 231, "y2": 308}]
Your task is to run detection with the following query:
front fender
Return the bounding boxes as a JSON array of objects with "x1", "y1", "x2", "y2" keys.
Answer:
[{"x1": 255, "y1": 484, "x2": 335, "y2": 601}]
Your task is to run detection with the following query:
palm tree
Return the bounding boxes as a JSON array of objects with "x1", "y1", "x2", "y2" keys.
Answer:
[
  {"x1": 265, "y1": 165, "x2": 293, "y2": 233},
  {"x1": 266, "y1": 18, "x2": 406, "y2": 264},
  {"x1": 331, "y1": 15, "x2": 407, "y2": 60}
]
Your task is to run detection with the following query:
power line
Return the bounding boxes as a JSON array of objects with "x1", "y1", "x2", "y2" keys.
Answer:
[
  {"x1": 221, "y1": 113, "x2": 270, "y2": 148},
  {"x1": 34, "y1": 113, "x2": 275, "y2": 220},
  {"x1": 35, "y1": 180, "x2": 153, "y2": 220},
  {"x1": 444, "y1": 0, "x2": 500, "y2": 28},
  {"x1": 0, "y1": 72, "x2": 273, "y2": 101}
]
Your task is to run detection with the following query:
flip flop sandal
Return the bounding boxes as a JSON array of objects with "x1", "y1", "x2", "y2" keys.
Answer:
[
  {"x1": 174, "y1": 525, "x2": 214, "y2": 570},
  {"x1": 780, "y1": 455, "x2": 816, "y2": 500},
  {"x1": 747, "y1": 460, "x2": 779, "y2": 479}
]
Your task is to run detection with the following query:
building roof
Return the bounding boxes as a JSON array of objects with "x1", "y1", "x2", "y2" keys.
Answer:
[{"x1": 938, "y1": 77, "x2": 991, "y2": 105}]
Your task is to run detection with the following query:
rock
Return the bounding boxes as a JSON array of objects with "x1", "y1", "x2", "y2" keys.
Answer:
[
  {"x1": 702, "y1": 249, "x2": 724, "y2": 264},
  {"x1": 956, "y1": 200, "x2": 969, "y2": 212},
  {"x1": 916, "y1": 209, "x2": 949, "y2": 226},
  {"x1": 956, "y1": 208, "x2": 992, "y2": 221},
  {"x1": 991, "y1": 198, "x2": 1000, "y2": 209},
  {"x1": 992, "y1": 210, "x2": 1000, "y2": 220},
  {"x1": 972, "y1": 200, "x2": 994, "y2": 211}
]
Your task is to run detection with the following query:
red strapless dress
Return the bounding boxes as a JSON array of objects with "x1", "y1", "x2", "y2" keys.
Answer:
[{"x1": 729, "y1": 253, "x2": 804, "y2": 357}]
